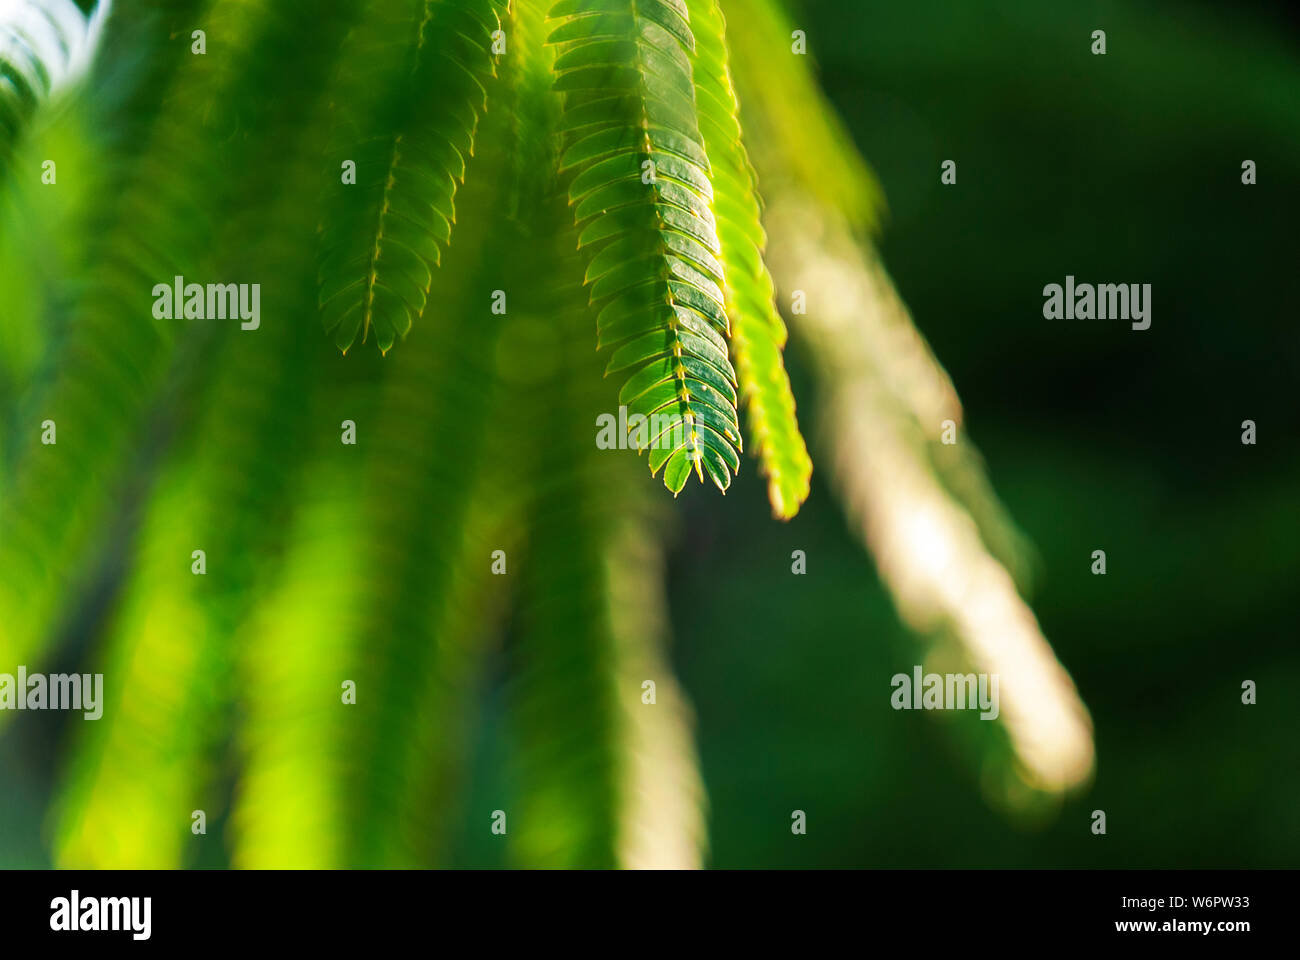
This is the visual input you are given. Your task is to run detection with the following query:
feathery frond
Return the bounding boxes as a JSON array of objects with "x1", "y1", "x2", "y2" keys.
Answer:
[
  {"x1": 684, "y1": 0, "x2": 810, "y2": 518},
  {"x1": 317, "y1": 0, "x2": 501, "y2": 354},
  {"x1": 547, "y1": 0, "x2": 742, "y2": 494}
]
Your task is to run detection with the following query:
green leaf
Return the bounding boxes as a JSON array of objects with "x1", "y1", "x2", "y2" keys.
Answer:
[
  {"x1": 318, "y1": 0, "x2": 500, "y2": 354},
  {"x1": 547, "y1": 0, "x2": 741, "y2": 495},
  {"x1": 684, "y1": 0, "x2": 812, "y2": 518}
]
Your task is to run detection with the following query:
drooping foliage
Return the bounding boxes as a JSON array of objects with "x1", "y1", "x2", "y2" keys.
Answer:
[
  {"x1": 0, "y1": 0, "x2": 1088, "y2": 869},
  {"x1": 317, "y1": 0, "x2": 501, "y2": 354}
]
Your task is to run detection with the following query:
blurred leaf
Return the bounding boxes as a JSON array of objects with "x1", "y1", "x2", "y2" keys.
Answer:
[{"x1": 317, "y1": 0, "x2": 501, "y2": 354}]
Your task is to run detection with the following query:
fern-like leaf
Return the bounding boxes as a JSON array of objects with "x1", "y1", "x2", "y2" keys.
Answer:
[
  {"x1": 547, "y1": 0, "x2": 742, "y2": 494},
  {"x1": 685, "y1": 0, "x2": 811, "y2": 518},
  {"x1": 318, "y1": 0, "x2": 500, "y2": 354}
]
